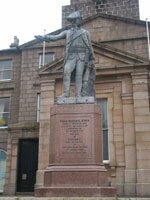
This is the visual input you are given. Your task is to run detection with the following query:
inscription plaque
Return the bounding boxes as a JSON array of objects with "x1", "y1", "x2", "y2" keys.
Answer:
[{"x1": 57, "y1": 116, "x2": 93, "y2": 160}]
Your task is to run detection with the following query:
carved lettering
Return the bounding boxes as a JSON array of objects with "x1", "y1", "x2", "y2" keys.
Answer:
[{"x1": 58, "y1": 116, "x2": 92, "y2": 159}]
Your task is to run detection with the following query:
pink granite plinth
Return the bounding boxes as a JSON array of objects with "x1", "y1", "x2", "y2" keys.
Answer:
[
  {"x1": 44, "y1": 165, "x2": 108, "y2": 187},
  {"x1": 35, "y1": 104, "x2": 116, "y2": 197},
  {"x1": 35, "y1": 186, "x2": 116, "y2": 197}
]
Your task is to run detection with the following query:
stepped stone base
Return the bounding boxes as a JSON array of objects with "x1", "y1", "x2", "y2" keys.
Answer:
[
  {"x1": 35, "y1": 165, "x2": 116, "y2": 197},
  {"x1": 35, "y1": 187, "x2": 116, "y2": 197},
  {"x1": 35, "y1": 104, "x2": 116, "y2": 197},
  {"x1": 44, "y1": 165, "x2": 108, "y2": 187}
]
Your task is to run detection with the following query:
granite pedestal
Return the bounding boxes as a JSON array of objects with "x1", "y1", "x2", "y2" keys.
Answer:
[{"x1": 35, "y1": 103, "x2": 116, "y2": 197}]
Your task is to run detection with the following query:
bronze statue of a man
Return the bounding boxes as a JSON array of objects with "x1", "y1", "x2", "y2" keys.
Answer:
[{"x1": 35, "y1": 11, "x2": 95, "y2": 97}]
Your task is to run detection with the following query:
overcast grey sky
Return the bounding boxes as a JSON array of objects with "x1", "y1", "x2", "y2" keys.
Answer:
[{"x1": 0, "y1": 0, "x2": 149, "y2": 50}]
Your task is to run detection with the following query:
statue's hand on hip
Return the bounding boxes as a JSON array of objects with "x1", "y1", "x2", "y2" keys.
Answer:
[{"x1": 89, "y1": 60, "x2": 95, "y2": 68}]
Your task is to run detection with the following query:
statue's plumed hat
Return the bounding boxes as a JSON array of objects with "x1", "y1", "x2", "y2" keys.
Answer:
[{"x1": 66, "y1": 11, "x2": 82, "y2": 21}]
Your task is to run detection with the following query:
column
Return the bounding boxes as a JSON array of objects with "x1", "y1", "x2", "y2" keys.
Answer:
[
  {"x1": 35, "y1": 80, "x2": 55, "y2": 188},
  {"x1": 121, "y1": 93, "x2": 136, "y2": 196},
  {"x1": 132, "y1": 71, "x2": 150, "y2": 196}
]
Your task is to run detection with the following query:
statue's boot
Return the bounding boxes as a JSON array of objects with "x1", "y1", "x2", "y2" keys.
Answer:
[{"x1": 76, "y1": 75, "x2": 82, "y2": 97}]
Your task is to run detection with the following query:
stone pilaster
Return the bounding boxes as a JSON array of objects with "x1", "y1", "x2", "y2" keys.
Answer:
[
  {"x1": 121, "y1": 93, "x2": 136, "y2": 196},
  {"x1": 4, "y1": 137, "x2": 18, "y2": 195},
  {"x1": 35, "y1": 80, "x2": 55, "y2": 189},
  {"x1": 132, "y1": 71, "x2": 150, "y2": 196}
]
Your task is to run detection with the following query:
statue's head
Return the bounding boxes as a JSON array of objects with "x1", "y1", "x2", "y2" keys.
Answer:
[{"x1": 66, "y1": 11, "x2": 82, "y2": 27}]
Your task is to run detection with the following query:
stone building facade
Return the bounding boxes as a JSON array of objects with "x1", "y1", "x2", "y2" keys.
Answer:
[
  {"x1": 62, "y1": 0, "x2": 140, "y2": 26},
  {"x1": 0, "y1": 0, "x2": 150, "y2": 197}
]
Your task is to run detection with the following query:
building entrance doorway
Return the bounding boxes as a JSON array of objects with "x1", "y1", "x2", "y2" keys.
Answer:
[{"x1": 17, "y1": 139, "x2": 38, "y2": 192}]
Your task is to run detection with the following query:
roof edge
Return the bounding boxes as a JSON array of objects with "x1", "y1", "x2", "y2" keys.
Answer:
[{"x1": 1, "y1": 13, "x2": 149, "y2": 51}]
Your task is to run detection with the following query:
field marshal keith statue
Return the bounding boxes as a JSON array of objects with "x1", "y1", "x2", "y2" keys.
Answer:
[{"x1": 35, "y1": 11, "x2": 95, "y2": 98}]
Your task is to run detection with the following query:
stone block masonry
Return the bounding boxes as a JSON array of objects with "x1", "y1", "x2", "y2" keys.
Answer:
[{"x1": 62, "y1": 0, "x2": 139, "y2": 27}]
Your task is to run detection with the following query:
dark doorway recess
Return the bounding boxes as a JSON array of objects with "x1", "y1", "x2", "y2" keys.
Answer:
[{"x1": 17, "y1": 139, "x2": 38, "y2": 192}]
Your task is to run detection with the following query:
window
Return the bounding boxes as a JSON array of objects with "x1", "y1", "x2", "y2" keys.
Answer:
[
  {"x1": 39, "y1": 53, "x2": 54, "y2": 68},
  {"x1": 97, "y1": 99, "x2": 109, "y2": 162},
  {"x1": 0, "y1": 98, "x2": 9, "y2": 128},
  {"x1": 0, "y1": 60, "x2": 12, "y2": 80},
  {"x1": 37, "y1": 94, "x2": 40, "y2": 122},
  {"x1": 0, "y1": 150, "x2": 7, "y2": 193}
]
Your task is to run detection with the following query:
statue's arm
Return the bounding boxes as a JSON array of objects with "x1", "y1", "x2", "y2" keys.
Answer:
[
  {"x1": 35, "y1": 30, "x2": 67, "y2": 42},
  {"x1": 46, "y1": 31, "x2": 67, "y2": 41}
]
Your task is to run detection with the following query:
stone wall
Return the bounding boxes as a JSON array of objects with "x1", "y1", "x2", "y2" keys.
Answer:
[
  {"x1": 62, "y1": 0, "x2": 139, "y2": 27},
  {"x1": 0, "y1": 51, "x2": 21, "y2": 151},
  {"x1": 104, "y1": 39, "x2": 148, "y2": 59},
  {"x1": 82, "y1": 17, "x2": 148, "y2": 59},
  {"x1": 18, "y1": 48, "x2": 39, "y2": 123},
  {"x1": 18, "y1": 44, "x2": 64, "y2": 123}
]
